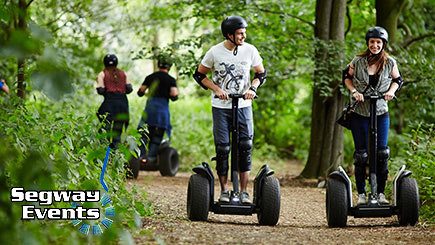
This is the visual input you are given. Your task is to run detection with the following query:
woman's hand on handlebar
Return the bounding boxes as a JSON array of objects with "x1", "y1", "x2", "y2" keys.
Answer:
[
  {"x1": 384, "y1": 90, "x2": 395, "y2": 101},
  {"x1": 353, "y1": 91, "x2": 364, "y2": 102},
  {"x1": 244, "y1": 89, "x2": 256, "y2": 100},
  {"x1": 214, "y1": 88, "x2": 229, "y2": 100}
]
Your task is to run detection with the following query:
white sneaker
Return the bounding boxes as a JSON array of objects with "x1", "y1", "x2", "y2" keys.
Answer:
[
  {"x1": 239, "y1": 191, "x2": 252, "y2": 204},
  {"x1": 378, "y1": 193, "x2": 389, "y2": 204},
  {"x1": 357, "y1": 193, "x2": 368, "y2": 205},
  {"x1": 218, "y1": 190, "x2": 230, "y2": 203}
]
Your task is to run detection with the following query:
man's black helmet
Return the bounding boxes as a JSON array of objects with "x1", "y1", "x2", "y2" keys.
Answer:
[
  {"x1": 104, "y1": 54, "x2": 118, "y2": 67},
  {"x1": 158, "y1": 59, "x2": 172, "y2": 70},
  {"x1": 365, "y1": 26, "x2": 389, "y2": 45},
  {"x1": 221, "y1": 16, "x2": 248, "y2": 39}
]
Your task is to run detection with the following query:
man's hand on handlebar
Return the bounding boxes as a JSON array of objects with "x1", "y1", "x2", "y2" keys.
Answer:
[
  {"x1": 214, "y1": 88, "x2": 229, "y2": 100},
  {"x1": 244, "y1": 89, "x2": 256, "y2": 100}
]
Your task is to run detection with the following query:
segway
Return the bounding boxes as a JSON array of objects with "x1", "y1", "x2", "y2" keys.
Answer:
[
  {"x1": 326, "y1": 93, "x2": 419, "y2": 227},
  {"x1": 186, "y1": 94, "x2": 281, "y2": 225},
  {"x1": 127, "y1": 138, "x2": 179, "y2": 178}
]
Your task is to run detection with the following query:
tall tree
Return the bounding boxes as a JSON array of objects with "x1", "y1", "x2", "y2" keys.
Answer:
[
  {"x1": 300, "y1": 0, "x2": 347, "y2": 179},
  {"x1": 16, "y1": 0, "x2": 31, "y2": 98},
  {"x1": 376, "y1": 0, "x2": 408, "y2": 133},
  {"x1": 375, "y1": 0, "x2": 407, "y2": 44}
]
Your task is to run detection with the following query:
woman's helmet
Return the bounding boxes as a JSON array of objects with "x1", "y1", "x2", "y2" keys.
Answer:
[
  {"x1": 221, "y1": 16, "x2": 248, "y2": 39},
  {"x1": 104, "y1": 54, "x2": 118, "y2": 67},
  {"x1": 365, "y1": 26, "x2": 389, "y2": 45}
]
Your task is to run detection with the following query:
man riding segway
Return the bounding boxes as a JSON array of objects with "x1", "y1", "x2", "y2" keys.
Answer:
[
  {"x1": 135, "y1": 57, "x2": 179, "y2": 176},
  {"x1": 187, "y1": 16, "x2": 280, "y2": 226}
]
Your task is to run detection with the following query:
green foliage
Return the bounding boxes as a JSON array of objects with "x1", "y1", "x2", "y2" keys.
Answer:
[
  {"x1": 402, "y1": 123, "x2": 435, "y2": 224},
  {"x1": 0, "y1": 94, "x2": 152, "y2": 244}
]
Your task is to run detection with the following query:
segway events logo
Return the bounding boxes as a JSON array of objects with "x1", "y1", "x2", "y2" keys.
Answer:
[
  {"x1": 10, "y1": 188, "x2": 116, "y2": 236},
  {"x1": 11, "y1": 188, "x2": 100, "y2": 220},
  {"x1": 10, "y1": 146, "x2": 116, "y2": 236}
]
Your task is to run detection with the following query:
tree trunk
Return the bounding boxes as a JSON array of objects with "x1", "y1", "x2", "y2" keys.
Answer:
[
  {"x1": 375, "y1": 0, "x2": 407, "y2": 44},
  {"x1": 376, "y1": 0, "x2": 407, "y2": 134},
  {"x1": 16, "y1": 0, "x2": 27, "y2": 98},
  {"x1": 300, "y1": 0, "x2": 346, "y2": 179},
  {"x1": 152, "y1": 29, "x2": 159, "y2": 72}
]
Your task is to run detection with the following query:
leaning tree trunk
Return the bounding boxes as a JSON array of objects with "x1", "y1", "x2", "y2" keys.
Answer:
[
  {"x1": 375, "y1": 0, "x2": 407, "y2": 44},
  {"x1": 376, "y1": 0, "x2": 407, "y2": 133},
  {"x1": 16, "y1": 0, "x2": 28, "y2": 98},
  {"x1": 152, "y1": 29, "x2": 159, "y2": 72},
  {"x1": 300, "y1": 0, "x2": 347, "y2": 179}
]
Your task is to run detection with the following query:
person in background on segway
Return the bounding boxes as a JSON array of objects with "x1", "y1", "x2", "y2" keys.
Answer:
[
  {"x1": 136, "y1": 58, "x2": 178, "y2": 164},
  {"x1": 193, "y1": 16, "x2": 266, "y2": 204},
  {"x1": 0, "y1": 77, "x2": 9, "y2": 94},
  {"x1": 96, "y1": 54, "x2": 133, "y2": 149},
  {"x1": 343, "y1": 26, "x2": 404, "y2": 205}
]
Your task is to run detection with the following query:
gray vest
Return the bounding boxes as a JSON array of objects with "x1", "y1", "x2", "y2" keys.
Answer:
[{"x1": 351, "y1": 55, "x2": 397, "y2": 117}]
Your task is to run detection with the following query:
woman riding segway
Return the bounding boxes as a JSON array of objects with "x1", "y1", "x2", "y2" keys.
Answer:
[
  {"x1": 96, "y1": 54, "x2": 133, "y2": 149},
  {"x1": 343, "y1": 26, "x2": 404, "y2": 205}
]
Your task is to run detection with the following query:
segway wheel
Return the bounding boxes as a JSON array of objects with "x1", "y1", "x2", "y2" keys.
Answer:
[
  {"x1": 126, "y1": 157, "x2": 140, "y2": 179},
  {"x1": 326, "y1": 178, "x2": 348, "y2": 227},
  {"x1": 398, "y1": 177, "x2": 419, "y2": 226},
  {"x1": 257, "y1": 176, "x2": 280, "y2": 226},
  {"x1": 187, "y1": 174, "x2": 210, "y2": 221},
  {"x1": 158, "y1": 147, "x2": 179, "y2": 176}
]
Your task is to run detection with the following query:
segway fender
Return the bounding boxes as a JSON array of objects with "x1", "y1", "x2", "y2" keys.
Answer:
[
  {"x1": 159, "y1": 139, "x2": 170, "y2": 151},
  {"x1": 392, "y1": 165, "x2": 412, "y2": 206},
  {"x1": 192, "y1": 162, "x2": 215, "y2": 206},
  {"x1": 328, "y1": 166, "x2": 353, "y2": 207},
  {"x1": 253, "y1": 164, "x2": 275, "y2": 205}
]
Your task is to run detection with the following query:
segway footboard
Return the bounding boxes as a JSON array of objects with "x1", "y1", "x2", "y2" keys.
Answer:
[{"x1": 212, "y1": 202, "x2": 255, "y2": 215}]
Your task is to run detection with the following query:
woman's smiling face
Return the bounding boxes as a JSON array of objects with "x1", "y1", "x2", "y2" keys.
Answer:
[{"x1": 368, "y1": 37, "x2": 384, "y2": 55}]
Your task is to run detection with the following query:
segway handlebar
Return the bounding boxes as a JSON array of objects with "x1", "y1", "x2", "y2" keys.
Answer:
[
  {"x1": 214, "y1": 94, "x2": 258, "y2": 99},
  {"x1": 363, "y1": 95, "x2": 397, "y2": 100}
]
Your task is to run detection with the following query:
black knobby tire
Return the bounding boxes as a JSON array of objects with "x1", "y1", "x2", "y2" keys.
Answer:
[
  {"x1": 398, "y1": 177, "x2": 419, "y2": 226},
  {"x1": 126, "y1": 157, "x2": 140, "y2": 179},
  {"x1": 187, "y1": 174, "x2": 210, "y2": 221},
  {"x1": 326, "y1": 178, "x2": 348, "y2": 227},
  {"x1": 257, "y1": 176, "x2": 280, "y2": 226},
  {"x1": 158, "y1": 147, "x2": 179, "y2": 176}
]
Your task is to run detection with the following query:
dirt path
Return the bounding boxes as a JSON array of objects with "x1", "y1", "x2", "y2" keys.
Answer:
[{"x1": 132, "y1": 161, "x2": 435, "y2": 244}]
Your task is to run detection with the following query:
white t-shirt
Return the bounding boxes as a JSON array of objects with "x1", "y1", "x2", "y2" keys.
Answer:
[{"x1": 201, "y1": 41, "x2": 263, "y2": 109}]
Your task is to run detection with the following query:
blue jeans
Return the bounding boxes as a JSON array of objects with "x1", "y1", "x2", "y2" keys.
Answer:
[
  {"x1": 351, "y1": 113, "x2": 390, "y2": 194},
  {"x1": 212, "y1": 106, "x2": 253, "y2": 176}
]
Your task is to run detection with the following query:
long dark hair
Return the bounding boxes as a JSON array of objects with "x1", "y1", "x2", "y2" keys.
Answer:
[
  {"x1": 104, "y1": 66, "x2": 121, "y2": 83},
  {"x1": 357, "y1": 49, "x2": 388, "y2": 74}
]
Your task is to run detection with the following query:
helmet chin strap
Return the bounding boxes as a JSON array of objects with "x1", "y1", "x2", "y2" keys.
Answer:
[{"x1": 228, "y1": 33, "x2": 239, "y2": 56}]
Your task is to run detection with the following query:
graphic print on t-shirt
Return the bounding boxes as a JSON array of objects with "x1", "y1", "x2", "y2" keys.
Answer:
[{"x1": 214, "y1": 62, "x2": 246, "y2": 94}]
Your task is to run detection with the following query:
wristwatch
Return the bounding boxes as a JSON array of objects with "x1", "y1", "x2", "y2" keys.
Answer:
[
  {"x1": 351, "y1": 89, "x2": 357, "y2": 94},
  {"x1": 249, "y1": 86, "x2": 257, "y2": 93}
]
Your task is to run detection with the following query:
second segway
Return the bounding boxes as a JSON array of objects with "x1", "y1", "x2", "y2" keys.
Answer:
[
  {"x1": 326, "y1": 94, "x2": 419, "y2": 227},
  {"x1": 127, "y1": 138, "x2": 179, "y2": 179},
  {"x1": 187, "y1": 94, "x2": 281, "y2": 225}
]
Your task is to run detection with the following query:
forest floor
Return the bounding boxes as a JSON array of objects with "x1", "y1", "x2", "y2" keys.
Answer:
[{"x1": 131, "y1": 160, "x2": 435, "y2": 244}]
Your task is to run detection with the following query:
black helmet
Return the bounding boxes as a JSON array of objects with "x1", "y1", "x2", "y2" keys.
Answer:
[
  {"x1": 365, "y1": 26, "x2": 389, "y2": 45},
  {"x1": 157, "y1": 59, "x2": 172, "y2": 70},
  {"x1": 103, "y1": 54, "x2": 118, "y2": 67},
  {"x1": 221, "y1": 16, "x2": 248, "y2": 39}
]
